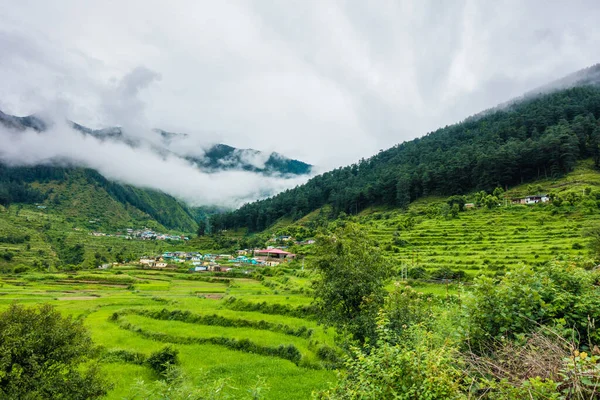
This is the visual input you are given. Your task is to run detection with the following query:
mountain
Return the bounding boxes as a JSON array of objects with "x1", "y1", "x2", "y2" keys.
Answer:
[
  {"x1": 0, "y1": 111, "x2": 312, "y2": 177},
  {"x1": 212, "y1": 64, "x2": 600, "y2": 232}
]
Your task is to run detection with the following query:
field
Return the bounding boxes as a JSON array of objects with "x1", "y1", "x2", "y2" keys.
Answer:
[
  {"x1": 0, "y1": 269, "x2": 337, "y2": 399},
  {"x1": 0, "y1": 204, "x2": 196, "y2": 271},
  {"x1": 350, "y1": 160, "x2": 600, "y2": 280}
]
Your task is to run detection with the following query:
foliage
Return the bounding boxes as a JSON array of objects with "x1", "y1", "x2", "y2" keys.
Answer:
[
  {"x1": 311, "y1": 224, "x2": 390, "y2": 344},
  {"x1": 146, "y1": 346, "x2": 180, "y2": 376},
  {"x1": 316, "y1": 314, "x2": 465, "y2": 400},
  {"x1": 464, "y1": 261, "x2": 600, "y2": 348},
  {"x1": 0, "y1": 303, "x2": 107, "y2": 399}
]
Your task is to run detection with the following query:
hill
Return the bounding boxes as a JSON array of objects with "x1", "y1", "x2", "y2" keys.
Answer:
[
  {"x1": 212, "y1": 65, "x2": 600, "y2": 232},
  {"x1": 0, "y1": 164, "x2": 199, "y2": 232}
]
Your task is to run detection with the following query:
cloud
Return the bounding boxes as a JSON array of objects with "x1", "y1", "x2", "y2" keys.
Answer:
[
  {"x1": 0, "y1": 120, "x2": 310, "y2": 208},
  {"x1": 0, "y1": 0, "x2": 599, "y2": 173}
]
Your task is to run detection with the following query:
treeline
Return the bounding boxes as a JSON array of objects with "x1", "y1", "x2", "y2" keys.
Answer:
[
  {"x1": 213, "y1": 86, "x2": 600, "y2": 232},
  {"x1": 0, "y1": 164, "x2": 59, "y2": 206}
]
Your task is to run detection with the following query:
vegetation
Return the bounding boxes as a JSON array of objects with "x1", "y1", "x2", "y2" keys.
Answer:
[
  {"x1": 318, "y1": 260, "x2": 600, "y2": 399},
  {"x1": 0, "y1": 303, "x2": 108, "y2": 399},
  {"x1": 0, "y1": 164, "x2": 199, "y2": 231},
  {"x1": 213, "y1": 86, "x2": 600, "y2": 231},
  {"x1": 312, "y1": 224, "x2": 390, "y2": 344}
]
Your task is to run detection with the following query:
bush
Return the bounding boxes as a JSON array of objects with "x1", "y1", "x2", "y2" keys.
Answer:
[
  {"x1": 0, "y1": 304, "x2": 107, "y2": 399},
  {"x1": 146, "y1": 346, "x2": 179, "y2": 375},
  {"x1": 316, "y1": 318, "x2": 464, "y2": 399},
  {"x1": 464, "y1": 261, "x2": 600, "y2": 347}
]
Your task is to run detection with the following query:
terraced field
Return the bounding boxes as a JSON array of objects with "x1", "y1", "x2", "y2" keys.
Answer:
[
  {"x1": 363, "y1": 206, "x2": 596, "y2": 275},
  {"x1": 353, "y1": 161, "x2": 600, "y2": 278},
  {"x1": 0, "y1": 205, "x2": 195, "y2": 271},
  {"x1": 0, "y1": 269, "x2": 337, "y2": 399}
]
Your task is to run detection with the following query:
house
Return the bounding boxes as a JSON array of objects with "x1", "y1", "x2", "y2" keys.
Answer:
[
  {"x1": 525, "y1": 194, "x2": 550, "y2": 204},
  {"x1": 154, "y1": 262, "x2": 168, "y2": 268},
  {"x1": 192, "y1": 266, "x2": 207, "y2": 272},
  {"x1": 265, "y1": 260, "x2": 280, "y2": 266},
  {"x1": 237, "y1": 249, "x2": 249, "y2": 256},
  {"x1": 465, "y1": 203, "x2": 475, "y2": 209},
  {"x1": 254, "y1": 248, "x2": 295, "y2": 259},
  {"x1": 98, "y1": 263, "x2": 111, "y2": 269},
  {"x1": 139, "y1": 257, "x2": 155, "y2": 265},
  {"x1": 512, "y1": 194, "x2": 550, "y2": 205}
]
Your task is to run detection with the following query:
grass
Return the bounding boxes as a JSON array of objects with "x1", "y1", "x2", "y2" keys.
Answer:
[{"x1": 0, "y1": 268, "x2": 337, "y2": 399}]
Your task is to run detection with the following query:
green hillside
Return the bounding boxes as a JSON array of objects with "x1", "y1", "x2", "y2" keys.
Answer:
[
  {"x1": 233, "y1": 160, "x2": 600, "y2": 282},
  {"x1": 0, "y1": 165, "x2": 199, "y2": 232},
  {"x1": 213, "y1": 84, "x2": 600, "y2": 232}
]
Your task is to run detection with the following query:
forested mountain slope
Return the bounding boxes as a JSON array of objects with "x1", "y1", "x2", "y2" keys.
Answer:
[
  {"x1": 0, "y1": 165, "x2": 198, "y2": 232},
  {"x1": 213, "y1": 83, "x2": 600, "y2": 232}
]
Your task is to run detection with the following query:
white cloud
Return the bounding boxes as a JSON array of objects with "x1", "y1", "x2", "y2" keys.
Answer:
[
  {"x1": 0, "y1": 0, "x2": 599, "y2": 174},
  {"x1": 0, "y1": 120, "x2": 310, "y2": 208}
]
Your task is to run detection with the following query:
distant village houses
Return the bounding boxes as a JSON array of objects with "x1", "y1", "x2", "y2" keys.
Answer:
[{"x1": 511, "y1": 194, "x2": 550, "y2": 205}]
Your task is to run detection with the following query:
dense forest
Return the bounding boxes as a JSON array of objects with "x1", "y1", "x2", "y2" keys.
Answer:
[{"x1": 212, "y1": 86, "x2": 600, "y2": 232}]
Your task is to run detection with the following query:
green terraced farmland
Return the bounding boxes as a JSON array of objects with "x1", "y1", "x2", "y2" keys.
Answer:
[
  {"x1": 365, "y1": 206, "x2": 597, "y2": 274},
  {"x1": 0, "y1": 269, "x2": 337, "y2": 399},
  {"x1": 355, "y1": 161, "x2": 600, "y2": 278}
]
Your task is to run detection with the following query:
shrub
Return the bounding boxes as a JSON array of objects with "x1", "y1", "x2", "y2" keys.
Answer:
[
  {"x1": 146, "y1": 346, "x2": 179, "y2": 375},
  {"x1": 316, "y1": 318, "x2": 464, "y2": 399},
  {"x1": 0, "y1": 304, "x2": 107, "y2": 399},
  {"x1": 464, "y1": 261, "x2": 600, "y2": 347}
]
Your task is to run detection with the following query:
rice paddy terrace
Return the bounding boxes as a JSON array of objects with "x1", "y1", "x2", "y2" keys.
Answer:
[{"x1": 0, "y1": 269, "x2": 337, "y2": 399}]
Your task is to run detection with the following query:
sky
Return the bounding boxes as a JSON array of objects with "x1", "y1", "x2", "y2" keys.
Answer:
[{"x1": 0, "y1": 1, "x2": 599, "y2": 206}]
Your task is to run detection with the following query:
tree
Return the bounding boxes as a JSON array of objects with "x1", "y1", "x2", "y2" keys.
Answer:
[
  {"x1": 446, "y1": 195, "x2": 466, "y2": 211},
  {"x1": 312, "y1": 224, "x2": 390, "y2": 344},
  {"x1": 197, "y1": 219, "x2": 207, "y2": 237},
  {"x1": 0, "y1": 304, "x2": 108, "y2": 399},
  {"x1": 483, "y1": 194, "x2": 499, "y2": 209}
]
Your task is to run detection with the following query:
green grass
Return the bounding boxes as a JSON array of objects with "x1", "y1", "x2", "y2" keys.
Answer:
[{"x1": 0, "y1": 269, "x2": 337, "y2": 399}]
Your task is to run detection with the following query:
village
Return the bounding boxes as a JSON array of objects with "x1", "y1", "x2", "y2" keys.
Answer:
[
  {"x1": 89, "y1": 227, "x2": 190, "y2": 241},
  {"x1": 137, "y1": 246, "x2": 299, "y2": 272}
]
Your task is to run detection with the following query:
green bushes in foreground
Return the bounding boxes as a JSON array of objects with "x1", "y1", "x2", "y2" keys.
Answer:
[
  {"x1": 317, "y1": 260, "x2": 600, "y2": 399},
  {"x1": 0, "y1": 304, "x2": 108, "y2": 399}
]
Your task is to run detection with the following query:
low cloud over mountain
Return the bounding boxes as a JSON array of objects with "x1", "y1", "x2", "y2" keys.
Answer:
[{"x1": 0, "y1": 110, "x2": 313, "y2": 208}]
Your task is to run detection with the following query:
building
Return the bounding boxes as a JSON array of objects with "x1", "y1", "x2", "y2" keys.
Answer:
[
  {"x1": 254, "y1": 248, "x2": 295, "y2": 259},
  {"x1": 511, "y1": 194, "x2": 550, "y2": 205}
]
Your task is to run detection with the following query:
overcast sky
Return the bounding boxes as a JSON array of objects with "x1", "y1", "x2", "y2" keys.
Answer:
[{"x1": 1, "y1": 0, "x2": 599, "y2": 170}]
